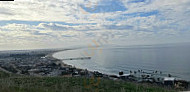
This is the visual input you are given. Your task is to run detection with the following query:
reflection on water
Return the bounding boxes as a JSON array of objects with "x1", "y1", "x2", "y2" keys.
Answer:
[{"x1": 53, "y1": 44, "x2": 190, "y2": 81}]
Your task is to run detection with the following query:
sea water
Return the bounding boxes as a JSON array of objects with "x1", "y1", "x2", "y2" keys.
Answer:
[{"x1": 53, "y1": 43, "x2": 190, "y2": 81}]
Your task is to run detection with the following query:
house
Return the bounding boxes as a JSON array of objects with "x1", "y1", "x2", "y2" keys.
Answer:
[
  {"x1": 120, "y1": 74, "x2": 131, "y2": 80},
  {"x1": 72, "y1": 71, "x2": 80, "y2": 77},
  {"x1": 163, "y1": 77, "x2": 176, "y2": 86}
]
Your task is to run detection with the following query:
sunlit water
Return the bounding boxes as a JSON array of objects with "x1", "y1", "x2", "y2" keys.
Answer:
[{"x1": 53, "y1": 44, "x2": 190, "y2": 81}]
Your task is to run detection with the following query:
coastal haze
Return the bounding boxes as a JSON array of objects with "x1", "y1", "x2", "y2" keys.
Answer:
[{"x1": 53, "y1": 43, "x2": 190, "y2": 81}]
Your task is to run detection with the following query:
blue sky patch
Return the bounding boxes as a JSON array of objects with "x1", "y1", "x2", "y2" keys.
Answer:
[
  {"x1": 123, "y1": 10, "x2": 159, "y2": 17},
  {"x1": 128, "y1": 0, "x2": 152, "y2": 4},
  {"x1": 81, "y1": 0, "x2": 127, "y2": 13},
  {"x1": 106, "y1": 10, "x2": 159, "y2": 21},
  {"x1": 129, "y1": 0, "x2": 146, "y2": 3}
]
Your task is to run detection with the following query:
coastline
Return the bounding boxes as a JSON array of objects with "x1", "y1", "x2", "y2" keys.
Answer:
[
  {"x1": 50, "y1": 49, "x2": 190, "y2": 90},
  {"x1": 50, "y1": 49, "x2": 190, "y2": 81},
  {"x1": 49, "y1": 50, "x2": 105, "y2": 78}
]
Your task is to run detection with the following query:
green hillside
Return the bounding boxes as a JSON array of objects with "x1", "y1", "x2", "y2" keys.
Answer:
[{"x1": 0, "y1": 70, "x2": 176, "y2": 92}]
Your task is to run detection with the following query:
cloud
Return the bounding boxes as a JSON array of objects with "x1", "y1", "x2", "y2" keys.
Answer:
[
  {"x1": 37, "y1": 23, "x2": 73, "y2": 31},
  {"x1": 0, "y1": 8, "x2": 14, "y2": 15},
  {"x1": 0, "y1": 0, "x2": 190, "y2": 50}
]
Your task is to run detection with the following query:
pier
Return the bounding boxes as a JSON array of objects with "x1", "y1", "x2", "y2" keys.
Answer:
[{"x1": 61, "y1": 57, "x2": 91, "y2": 61}]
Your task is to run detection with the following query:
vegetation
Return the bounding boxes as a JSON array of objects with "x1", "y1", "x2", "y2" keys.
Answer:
[{"x1": 0, "y1": 70, "x2": 176, "y2": 92}]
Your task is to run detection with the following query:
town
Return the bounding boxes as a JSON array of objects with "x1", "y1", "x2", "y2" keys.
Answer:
[{"x1": 0, "y1": 49, "x2": 104, "y2": 78}]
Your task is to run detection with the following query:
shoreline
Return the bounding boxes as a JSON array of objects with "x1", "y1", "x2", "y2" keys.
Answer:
[
  {"x1": 50, "y1": 50, "x2": 190, "y2": 81},
  {"x1": 49, "y1": 50, "x2": 106, "y2": 78},
  {"x1": 50, "y1": 50, "x2": 190, "y2": 90},
  {"x1": 52, "y1": 49, "x2": 190, "y2": 80}
]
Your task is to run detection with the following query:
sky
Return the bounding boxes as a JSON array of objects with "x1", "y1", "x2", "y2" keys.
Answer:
[{"x1": 0, "y1": 0, "x2": 190, "y2": 50}]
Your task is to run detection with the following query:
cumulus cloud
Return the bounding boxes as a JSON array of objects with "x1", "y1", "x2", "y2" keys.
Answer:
[
  {"x1": 0, "y1": 8, "x2": 14, "y2": 15},
  {"x1": 0, "y1": 0, "x2": 190, "y2": 50}
]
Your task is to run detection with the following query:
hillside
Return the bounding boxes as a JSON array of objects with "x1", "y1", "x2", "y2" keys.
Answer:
[{"x1": 0, "y1": 70, "x2": 176, "y2": 92}]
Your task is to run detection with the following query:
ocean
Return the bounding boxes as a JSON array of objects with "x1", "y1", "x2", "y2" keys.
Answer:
[{"x1": 53, "y1": 43, "x2": 190, "y2": 81}]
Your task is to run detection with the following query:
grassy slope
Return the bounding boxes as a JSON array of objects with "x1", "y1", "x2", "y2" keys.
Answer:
[{"x1": 0, "y1": 71, "x2": 176, "y2": 92}]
